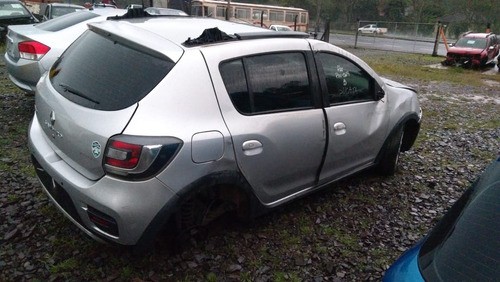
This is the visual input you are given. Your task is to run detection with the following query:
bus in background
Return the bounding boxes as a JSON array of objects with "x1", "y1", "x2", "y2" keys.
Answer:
[{"x1": 190, "y1": 0, "x2": 308, "y2": 32}]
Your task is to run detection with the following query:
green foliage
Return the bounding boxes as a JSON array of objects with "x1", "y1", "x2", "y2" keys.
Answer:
[
  {"x1": 206, "y1": 272, "x2": 218, "y2": 282},
  {"x1": 50, "y1": 258, "x2": 78, "y2": 274}
]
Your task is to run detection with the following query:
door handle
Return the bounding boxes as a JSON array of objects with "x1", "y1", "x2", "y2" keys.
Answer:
[
  {"x1": 242, "y1": 140, "x2": 263, "y2": 156},
  {"x1": 333, "y1": 122, "x2": 346, "y2": 135}
]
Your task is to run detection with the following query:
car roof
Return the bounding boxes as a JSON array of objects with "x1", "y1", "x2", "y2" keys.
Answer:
[
  {"x1": 49, "y1": 3, "x2": 85, "y2": 8},
  {"x1": 464, "y1": 32, "x2": 494, "y2": 38},
  {"x1": 90, "y1": 17, "x2": 276, "y2": 47}
]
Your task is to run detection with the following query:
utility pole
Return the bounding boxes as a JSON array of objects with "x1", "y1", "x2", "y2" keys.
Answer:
[
  {"x1": 432, "y1": 21, "x2": 441, "y2": 57},
  {"x1": 226, "y1": 0, "x2": 231, "y2": 21}
]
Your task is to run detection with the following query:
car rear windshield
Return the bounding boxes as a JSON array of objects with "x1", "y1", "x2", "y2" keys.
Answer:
[
  {"x1": 418, "y1": 177, "x2": 500, "y2": 280},
  {"x1": 50, "y1": 30, "x2": 175, "y2": 111},
  {"x1": 36, "y1": 11, "x2": 98, "y2": 31}
]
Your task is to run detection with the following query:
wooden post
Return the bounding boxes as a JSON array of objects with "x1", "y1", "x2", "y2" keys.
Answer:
[
  {"x1": 432, "y1": 21, "x2": 440, "y2": 57},
  {"x1": 225, "y1": 0, "x2": 231, "y2": 21}
]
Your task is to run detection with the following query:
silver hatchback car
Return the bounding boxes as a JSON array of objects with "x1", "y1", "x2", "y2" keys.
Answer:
[{"x1": 29, "y1": 12, "x2": 422, "y2": 249}]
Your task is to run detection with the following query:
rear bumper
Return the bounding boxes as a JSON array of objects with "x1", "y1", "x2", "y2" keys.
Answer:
[{"x1": 28, "y1": 114, "x2": 178, "y2": 245}]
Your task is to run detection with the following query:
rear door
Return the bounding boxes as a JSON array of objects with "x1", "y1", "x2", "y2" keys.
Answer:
[{"x1": 203, "y1": 40, "x2": 326, "y2": 205}]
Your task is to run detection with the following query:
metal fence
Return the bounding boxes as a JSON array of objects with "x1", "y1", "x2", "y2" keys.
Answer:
[
  {"x1": 358, "y1": 21, "x2": 438, "y2": 40},
  {"x1": 313, "y1": 20, "x2": 452, "y2": 56}
]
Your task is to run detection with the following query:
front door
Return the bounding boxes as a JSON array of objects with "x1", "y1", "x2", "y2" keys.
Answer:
[{"x1": 312, "y1": 45, "x2": 389, "y2": 183}]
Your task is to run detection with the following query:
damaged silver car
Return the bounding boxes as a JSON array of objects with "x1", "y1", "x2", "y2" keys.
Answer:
[{"x1": 29, "y1": 10, "x2": 422, "y2": 250}]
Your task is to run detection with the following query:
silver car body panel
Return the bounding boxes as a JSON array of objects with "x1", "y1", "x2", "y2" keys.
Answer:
[
  {"x1": 29, "y1": 114, "x2": 177, "y2": 244},
  {"x1": 309, "y1": 41, "x2": 390, "y2": 182},
  {"x1": 35, "y1": 73, "x2": 137, "y2": 180},
  {"x1": 4, "y1": 9, "x2": 127, "y2": 93},
  {"x1": 122, "y1": 49, "x2": 237, "y2": 192},
  {"x1": 202, "y1": 39, "x2": 326, "y2": 205}
]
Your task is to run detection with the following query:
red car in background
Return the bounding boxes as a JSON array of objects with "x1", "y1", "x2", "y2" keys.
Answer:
[{"x1": 443, "y1": 32, "x2": 499, "y2": 68}]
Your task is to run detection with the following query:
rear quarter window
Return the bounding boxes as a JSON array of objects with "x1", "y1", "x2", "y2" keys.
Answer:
[{"x1": 49, "y1": 30, "x2": 175, "y2": 111}]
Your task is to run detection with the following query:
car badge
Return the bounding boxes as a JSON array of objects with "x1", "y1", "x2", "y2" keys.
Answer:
[
  {"x1": 50, "y1": 111, "x2": 56, "y2": 126},
  {"x1": 92, "y1": 141, "x2": 101, "y2": 158}
]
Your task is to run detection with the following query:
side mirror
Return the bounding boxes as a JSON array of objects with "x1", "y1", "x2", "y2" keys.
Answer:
[
  {"x1": 376, "y1": 89, "x2": 385, "y2": 100},
  {"x1": 375, "y1": 83, "x2": 385, "y2": 100}
]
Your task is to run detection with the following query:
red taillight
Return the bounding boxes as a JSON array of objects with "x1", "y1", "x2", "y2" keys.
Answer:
[
  {"x1": 18, "y1": 41, "x2": 50, "y2": 60},
  {"x1": 105, "y1": 140, "x2": 142, "y2": 169},
  {"x1": 104, "y1": 135, "x2": 183, "y2": 179}
]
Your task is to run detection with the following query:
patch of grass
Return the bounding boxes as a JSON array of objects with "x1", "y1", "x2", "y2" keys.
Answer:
[
  {"x1": 369, "y1": 247, "x2": 393, "y2": 268},
  {"x1": 362, "y1": 52, "x2": 500, "y2": 86},
  {"x1": 470, "y1": 148, "x2": 498, "y2": 162},
  {"x1": 7, "y1": 194, "x2": 20, "y2": 203},
  {"x1": 273, "y1": 271, "x2": 301, "y2": 282},
  {"x1": 206, "y1": 272, "x2": 217, "y2": 282},
  {"x1": 50, "y1": 257, "x2": 78, "y2": 274},
  {"x1": 239, "y1": 272, "x2": 253, "y2": 281},
  {"x1": 120, "y1": 266, "x2": 135, "y2": 280}
]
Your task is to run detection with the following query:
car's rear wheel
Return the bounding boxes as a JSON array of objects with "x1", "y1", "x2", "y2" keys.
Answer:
[{"x1": 378, "y1": 126, "x2": 404, "y2": 176}]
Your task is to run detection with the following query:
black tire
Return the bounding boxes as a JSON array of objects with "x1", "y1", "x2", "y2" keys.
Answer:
[{"x1": 378, "y1": 126, "x2": 404, "y2": 176}]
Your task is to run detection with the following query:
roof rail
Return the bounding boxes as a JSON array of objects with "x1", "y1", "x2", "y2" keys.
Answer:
[{"x1": 183, "y1": 28, "x2": 309, "y2": 47}]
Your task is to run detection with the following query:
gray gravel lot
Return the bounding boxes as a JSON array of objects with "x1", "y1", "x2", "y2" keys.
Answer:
[{"x1": 1, "y1": 49, "x2": 499, "y2": 281}]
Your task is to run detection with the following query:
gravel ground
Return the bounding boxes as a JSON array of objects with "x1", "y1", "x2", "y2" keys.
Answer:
[{"x1": 1, "y1": 49, "x2": 499, "y2": 281}]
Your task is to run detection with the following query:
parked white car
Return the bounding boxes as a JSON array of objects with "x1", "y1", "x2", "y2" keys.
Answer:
[
  {"x1": 269, "y1": 24, "x2": 293, "y2": 31},
  {"x1": 358, "y1": 24, "x2": 387, "y2": 34}
]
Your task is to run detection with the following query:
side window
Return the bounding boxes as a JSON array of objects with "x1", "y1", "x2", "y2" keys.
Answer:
[
  {"x1": 220, "y1": 52, "x2": 313, "y2": 114},
  {"x1": 317, "y1": 52, "x2": 374, "y2": 104}
]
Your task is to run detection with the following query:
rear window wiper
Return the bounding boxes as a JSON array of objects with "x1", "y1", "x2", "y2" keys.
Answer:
[{"x1": 59, "y1": 83, "x2": 100, "y2": 105}]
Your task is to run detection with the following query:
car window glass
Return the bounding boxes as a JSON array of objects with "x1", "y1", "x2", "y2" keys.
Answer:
[
  {"x1": 50, "y1": 30, "x2": 174, "y2": 111},
  {"x1": 0, "y1": 2, "x2": 30, "y2": 17},
  {"x1": 36, "y1": 11, "x2": 98, "y2": 31},
  {"x1": 419, "y1": 181, "x2": 500, "y2": 280},
  {"x1": 317, "y1": 52, "x2": 373, "y2": 104},
  {"x1": 455, "y1": 38, "x2": 486, "y2": 49},
  {"x1": 220, "y1": 52, "x2": 313, "y2": 114},
  {"x1": 52, "y1": 7, "x2": 82, "y2": 18}
]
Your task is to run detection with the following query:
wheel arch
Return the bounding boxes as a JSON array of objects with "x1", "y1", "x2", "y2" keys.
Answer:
[
  {"x1": 376, "y1": 112, "x2": 421, "y2": 164},
  {"x1": 134, "y1": 170, "x2": 265, "y2": 252}
]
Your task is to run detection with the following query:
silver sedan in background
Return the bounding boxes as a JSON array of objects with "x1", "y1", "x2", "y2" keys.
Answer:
[{"x1": 3, "y1": 8, "x2": 126, "y2": 94}]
